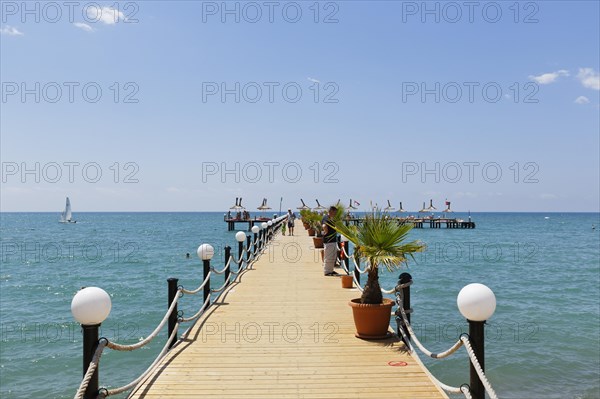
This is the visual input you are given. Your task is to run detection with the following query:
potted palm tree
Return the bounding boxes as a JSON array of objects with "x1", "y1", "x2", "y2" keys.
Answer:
[{"x1": 333, "y1": 209, "x2": 425, "y2": 339}]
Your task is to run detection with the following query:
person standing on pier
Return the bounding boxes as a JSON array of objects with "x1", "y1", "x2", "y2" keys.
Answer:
[
  {"x1": 322, "y1": 206, "x2": 339, "y2": 276},
  {"x1": 287, "y1": 209, "x2": 296, "y2": 236}
]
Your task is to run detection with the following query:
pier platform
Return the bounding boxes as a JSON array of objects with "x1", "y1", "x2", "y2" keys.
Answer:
[{"x1": 129, "y1": 232, "x2": 447, "y2": 398}]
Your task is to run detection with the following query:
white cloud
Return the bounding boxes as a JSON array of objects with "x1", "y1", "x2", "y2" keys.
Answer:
[
  {"x1": 86, "y1": 6, "x2": 126, "y2": 25},
  {"x1": 73, "y1": 22, "x2": 94, "y2": 32},
  {"x1": 0, "y1": 25, "x2": 24, "y2": 36},
  {"x1": 307, "y1": 77, "x2": 320, "y2": 83},
  {"x1": 574, "y1": 96, "x2": 590, "y2": 104},
  {"x1": 528, "y1": 69, "x2": 569, "y2": 85},
  {"x1": 577, "y1": 68, "x2": 600, "y2": 90}
]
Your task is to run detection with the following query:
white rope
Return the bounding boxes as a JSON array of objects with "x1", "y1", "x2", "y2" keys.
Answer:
[
  {"x1": 101, "y1": 322, "x2": 180, "y2": 397},
  {"x1": 233, "y1": 251, "x2": 245, "y2": 265},
  {"x1": 210, "y1": 273, "x2": 231, "y2": 293},
  {"x1": 351, "y1": 256, "x2": 368, "y2": 274},
  {"x1": 396, "y1": 292, "x2": 464, "y2": 359},
  {"x1": 179, "y1": 296, "x2": 212, "y2": 323},
  {"x1": 73, "y1": 339, "x2": 107, "y2": 399},
  {"x1": 211, "y1": 256, "x2": 232, "y2": 275},
  {"x1": 461, "y1": 335, "x2": 499, "y2": 399},
  {"x1": 352, "y1": 273, "x2": 363, "y2": 292},
  {"x1": 396, "y1": 324, "x2": 466, "y2": 395},
  {"x1": 180, "y1": 271, "x2": 212, "y2": 295},
  {"x1": 107, "y1": 292, "x2": 180, "y2": 352}
]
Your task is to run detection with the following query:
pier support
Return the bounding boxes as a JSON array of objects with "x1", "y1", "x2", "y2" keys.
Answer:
[{"x1": 468, "y1": 320, "x2": 485, "y2": 399}]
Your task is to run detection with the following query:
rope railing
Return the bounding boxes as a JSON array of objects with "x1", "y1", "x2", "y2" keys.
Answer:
[
  {"x1": 178, "y1": 296, "x2": 211, "y2": 323},
  {"x1": 72, "y1": 215, "x2": 288, "y2": 399},
  {"x1": 105, "y1": 292, "x2": 180, "y2": 352},
  {"x1": 73, "y1": 339, "x2": 107, "y2": 399},
  {"x1": 394, "y1": 278, "x2": 498, "y2": 399},
  {"x1": 180, "y1": 271, "x2": 212, "y2": 295},
  {"x1": 100, "y1": 322, "x2": 180, "y2": 397}
]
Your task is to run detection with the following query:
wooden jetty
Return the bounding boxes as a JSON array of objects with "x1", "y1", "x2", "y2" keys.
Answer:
[
  {"x1": 224, "y1": 215, "x2": 273, "y2": 231},
  {"x1": 129, "y1": 232, "x2": 447, "y2": 398},
  {"x1": 343, "y1": 217, "x2": 475, "y2": 229}
]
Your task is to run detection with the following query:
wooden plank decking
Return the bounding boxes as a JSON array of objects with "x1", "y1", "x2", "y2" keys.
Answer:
[{"x1": 129, "y1": 231, "x2": 447, "y2": 398}]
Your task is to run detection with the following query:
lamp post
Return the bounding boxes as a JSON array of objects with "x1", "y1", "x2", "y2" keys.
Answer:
[
  {"x1": 235, "y1": 231, "x2": 247, "y2": 270},
  {"x1": 261, "y1": 222, "x2": 268, "y2": 248},
  {"x1": 197, "y1": 244, "x2": 214, "y2": 303},
  {"x1": 457, "y1": 283, "x2": 496, "y2": 399},
  {"x1": 251, "y1": 225, "x2": 260, "y2": 256},
  {"x1": 71, "y1": 287, "x2": 112, "y2": 399},
  {"x1": 267, "y1": 220, "x2": 273, "y2": 240}
]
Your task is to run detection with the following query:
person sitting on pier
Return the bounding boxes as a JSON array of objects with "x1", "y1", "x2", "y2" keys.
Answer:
[
  {"x1": 287, "y1": 209, "x2": 296, "y2": 236},
  {"x1": 322, "y1": 206, "x2": 339, "y2": 276}
]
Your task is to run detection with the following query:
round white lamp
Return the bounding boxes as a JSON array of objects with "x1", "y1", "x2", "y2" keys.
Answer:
[
  {"x1": 267, "y1": 221, "x2": 273, "y2": 227},
  {"x1": 261, "y1": 222, "x2": 268, "y2": 229},
  {"x1": 457, "y1": 283, "x2": 496, "y2": 321},
  {"x1": 197, "y1": 243, "x2": 214, "y2": 260},
  {"x1": 71, "y1": 287, "x2": 112, "y2": 325},
  {"x1": 235, "y1": 231, "x2": 247, "y2": 242},
  {"x1": 251, "y1": 225, "x2": 260, "y2": 234}
]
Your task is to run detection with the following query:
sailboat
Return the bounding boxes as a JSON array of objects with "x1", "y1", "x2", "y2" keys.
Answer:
[{"x1": 59, "y1": 197, "x2": 76, "y2": 223}]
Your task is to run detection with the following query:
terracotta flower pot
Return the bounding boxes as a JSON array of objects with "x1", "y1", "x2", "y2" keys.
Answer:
[
  {"x1": 348, "y1": 298, "x2": 394, "y2": 339},
  {"x1": 307, "y1": 228, "x2": 316, "y2": 236},
  {"x1": 341, "y1": 275, "x2": 353, "y2": 288},
  {"x1": 312, "y1": 236, "x2": 324, "y2": 249},
  {"x1": 303, "y1": 222, "x2": 309, "y2": 229}
]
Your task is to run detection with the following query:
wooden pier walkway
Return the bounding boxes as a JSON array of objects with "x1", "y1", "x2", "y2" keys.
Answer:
[{"x1": 129, "y1": 232, "x2": 447, "y2": 398}]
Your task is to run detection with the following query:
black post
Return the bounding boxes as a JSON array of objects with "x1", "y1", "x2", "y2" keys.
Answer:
[
  {"x1": 82, "y1": 324, "x2": 100, "y2": 399},
  {"x1": 238, "y1": 240, "x2": 244, "y2": 270},
  {"x1": 353, "y1": 253, "x2": 360, "y2": 284},
  {"x1": 167, "y1": 278, "x2": 179, "y2": 348},
  {"x1": 468, "y1": 320, "x2": 485, "y2": 399},
  {"x1": 343, "y1": 241, "x2": 350, "y2": 275},
  {"x1": 253, "y1": 232, "x2": 258, "y2": 256},
  {"x1": 336, "y1": 235, "x2": 341, "y2": 265},
  {"x1": 398, "y1": 272, "x2": 412, "y2": 346},
  {"x1": 224, "y1": 246, "x2": 231, "y2": 284},
  {"x1": 246, "y1": 235, "x2": 252, "y2": 262},
  {"x1": 203, "y1": 259, "x2": 211, "y2": 304}
]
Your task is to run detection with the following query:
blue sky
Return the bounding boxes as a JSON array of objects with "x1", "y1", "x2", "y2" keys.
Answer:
[{"x1": 1, "y1": 1, "x2": 599, "y2": 212}]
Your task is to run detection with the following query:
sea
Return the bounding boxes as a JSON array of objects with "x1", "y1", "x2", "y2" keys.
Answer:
[{"x1": 1, "y1": 212, "x2": 599, "y2": 399}]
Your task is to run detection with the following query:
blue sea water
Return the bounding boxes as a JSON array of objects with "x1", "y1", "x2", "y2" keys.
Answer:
[{"x1": 0, "y1": 212, "x2": 599, "y2": 399}]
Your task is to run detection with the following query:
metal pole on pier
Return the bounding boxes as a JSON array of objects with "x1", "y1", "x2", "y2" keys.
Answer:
[
  {"x1": 397, "y1": 273, "x2": 412, "y2": 346},
  {"x1": 197, "y1": 244, "x2": 215, "y2": 305},
  {"x1": 71, "y1": 287, "x2": 112, "y2": 399},
  {"x1": 224, "y1": 246, "x2": 231, "y2": 285},
  {"x1": 457, "y1": 283, "x2": 496, "y2": 399},
  {"x1": 167, "y1": 278, "x2": 179, "y2": 348},
  {"x1": 353, "y1": 253, "x2": 360, "y2": 284},
  {"x1": 235, "y1": 231, "x2": 246, "y2": 272}
]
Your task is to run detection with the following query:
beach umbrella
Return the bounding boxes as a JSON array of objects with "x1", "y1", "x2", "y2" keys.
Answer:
[
  {"x1": 230, "y1": 197, "x2": 245, "y2": 211},
  {"x1": 427, "y1": 199, "x2": 437, "y2": 212},
  {"x1": 313, "y1": 199, "x2": 326, "y2": 212},
  {"x1": 418, "y1": 201, "x2": 429, "y2": 213},
  {"x1": 297, "y1": 199, "x2": 310, "y2": 210},
  {"x1": 257, "y1": 198, "x2": 271, "y2": 211},
  {"x1": 443, "y1": 199, "x2": 453, "y2": 213},
  {"x1": 397, "y1": 202, "x2": 406, "y2": 213},
  {"x1": 383, "y1": 200, "x2": 395, "y2": 212},
  {"x1": 348, "y1": 199, "x2": 358, "y2": 210}
]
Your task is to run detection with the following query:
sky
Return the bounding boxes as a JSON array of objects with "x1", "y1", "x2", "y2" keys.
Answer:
[{"x1": 1, "y1": 0, "x2": 599, "y2": 212}]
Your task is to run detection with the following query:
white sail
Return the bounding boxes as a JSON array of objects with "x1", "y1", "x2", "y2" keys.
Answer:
[{"x1": 60, "y1": 197, "x2": 74, "y2": 223}]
